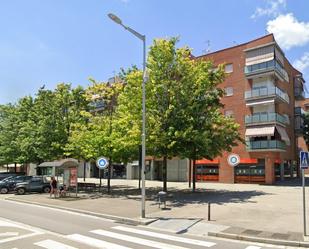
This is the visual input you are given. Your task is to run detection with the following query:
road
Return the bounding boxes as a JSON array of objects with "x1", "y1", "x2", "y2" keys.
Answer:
[{"x1": 0, "y1": 196, "x2": 287, "y2": 249}]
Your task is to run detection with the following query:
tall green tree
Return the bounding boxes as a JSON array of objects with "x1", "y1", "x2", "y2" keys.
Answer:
[
  {"x1": 146, "y1": 38, "x2": 241, "y2": 191},
  {"x1": 0, "y1": 104, "x2": 20, "y2": 169},
  {"x1": 66, "y1": 79, "x2": 124, "y2": 191}
]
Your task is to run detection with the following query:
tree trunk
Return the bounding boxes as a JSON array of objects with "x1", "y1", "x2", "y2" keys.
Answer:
[
  {"x1": 192, "y1": 159, "x2": 196, "y2": 192},
  {"x1": 6, "y1": 164, "x2": 9, "y2": 172},
  {"x1": 188, "y1": 159, "x2": 192, "y2": 188},
  {"x1": 83, "y1": 161, "x2": 86, "y2": 182},
  {"x1": 163, "y1": 156, "x2": 167, "y2": 192},
  {"x1": 14, "y1": 162, "x2": 17, "y2": 173}
]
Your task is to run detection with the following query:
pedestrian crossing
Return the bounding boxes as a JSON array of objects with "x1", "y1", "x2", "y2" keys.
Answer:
[
  {"x1": 27, "y1": 225, "x2": 275, "y2": 249},
  {"x1": 0, "y1": 222, "x2": 283, "y2": 249}
]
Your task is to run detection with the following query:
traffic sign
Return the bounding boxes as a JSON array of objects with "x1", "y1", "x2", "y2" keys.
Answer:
[
  {"x1": 96, "y1": 157, "x2": 109, "y2": 169},
  {"x1": 227, "y1": 154, "x2": 240, "y2": 167},
  {"x1": 300, "y1": 151, "x2": 309, "y2": 169}
]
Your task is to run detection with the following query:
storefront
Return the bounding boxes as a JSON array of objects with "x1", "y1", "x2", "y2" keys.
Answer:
[
  {"x1": 195, "y1": 159, "x2": 219, "y2": 182},
  {"x1": 234, "y1": 159, "x2": 265, "y2": 183}
]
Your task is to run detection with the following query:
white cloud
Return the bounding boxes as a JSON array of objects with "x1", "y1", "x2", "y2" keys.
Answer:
[
  {"x1": 251, "y1": 0, "x2": 286, "y2": 19},
  {"x1": 293, "y1": 52, "x2": 309, "y2": 72},
  {"x1": 266, "y1": 13, "x2": 309, "y2": 50}
]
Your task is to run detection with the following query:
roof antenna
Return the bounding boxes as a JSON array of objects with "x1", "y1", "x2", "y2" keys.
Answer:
[{"x1": 202, "y1": 40, "x2": 211, "y2": 54}]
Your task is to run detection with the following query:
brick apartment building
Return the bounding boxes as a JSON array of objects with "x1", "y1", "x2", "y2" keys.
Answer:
[
  {"x1": 127, "y1": 34, "x2": 307, "y2": 184},
  {"x1": 187, "y1": 33, "x2": 306, "y2": 184}
]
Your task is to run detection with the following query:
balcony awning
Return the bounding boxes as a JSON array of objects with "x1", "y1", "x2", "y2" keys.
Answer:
[
  {"x1": 245, "y1": 126, "x2": 275, "y2": 137},
  {"x1": 246, "y1": 99, "x2": 275, "y2": 106},
  {"x1": 276, "y1": 126, "x2": 290, "y2": 143}
]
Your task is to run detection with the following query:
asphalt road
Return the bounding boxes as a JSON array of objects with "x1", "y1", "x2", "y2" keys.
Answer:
[{"x1": 0, "y1": 197, "x2": 286, "y2": 249}]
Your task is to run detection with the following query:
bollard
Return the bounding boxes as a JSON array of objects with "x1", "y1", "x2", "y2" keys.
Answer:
[{"x1": 208, "y1": 202, "x2": 211, "y2": 221}]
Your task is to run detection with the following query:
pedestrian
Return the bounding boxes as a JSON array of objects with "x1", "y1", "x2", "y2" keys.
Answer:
[{"x1": 50, "y1": 176, "x2": 57, "y2": 198}]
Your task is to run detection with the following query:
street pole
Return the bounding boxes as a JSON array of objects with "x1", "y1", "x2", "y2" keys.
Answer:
[
  {"x1": 108, "y1": 13, "x2": 147, "y2": 218},
  {"x1": 141, "y1": 37, "x2": 146, "y2": 218},
  {"x1": 303, "y1": 168, "x2": 307, "y2": 236}
]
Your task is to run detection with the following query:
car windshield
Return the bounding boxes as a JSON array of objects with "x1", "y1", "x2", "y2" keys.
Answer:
[{"x1": 0, "y1": 176, "x2": 15, "y2": 182}]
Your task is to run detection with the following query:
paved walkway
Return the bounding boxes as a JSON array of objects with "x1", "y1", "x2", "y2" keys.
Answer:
[{"x1": 4, "y1": 178, "x2": 309, "y2": 246}]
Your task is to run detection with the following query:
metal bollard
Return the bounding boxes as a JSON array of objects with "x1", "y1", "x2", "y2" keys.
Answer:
[{"x1": 208, "y1": 202, "x2": 211, "y2": 221}]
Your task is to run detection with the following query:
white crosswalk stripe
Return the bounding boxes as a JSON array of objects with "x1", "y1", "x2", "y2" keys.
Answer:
[
  {"x1": 112, "y1": 225, "x2": 216, "y2": 247},
  {"x1": 67, "y1": 234, "x2": 132, "y2": 249},
  {"x1": 34, "y1": 239, "x2": 78, "y2": 249},
  {"x1": 245, "y1": 246, "x2": 261, "y2": 249},
  {"x1": 91, "y1": 229, "x2": 189, "y2": 249}
]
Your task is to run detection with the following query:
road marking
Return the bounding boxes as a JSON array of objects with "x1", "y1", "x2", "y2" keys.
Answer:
[
  {"x1": 0, "y1": 232, "x2": 42, "y2": 244},
  {"x1": 34, "y1": 239, "x2": 78, "y2": 249},
  {"x1": 0, "y1": 217, "x2": 45, "y2": 234},
  {"x1": 245, "y1": 246, "x2": 261, "y2": 249},
  {"x1": 0, "y1": 232, "x2": 19, "y2": 237},
  {"x1": 67, "y1": 234, "x2": 132, "y2": 249},
  {"x1": 5, "y1": 200, "x2": 113, "y2": 223},
  {"x1": 91, "y1": 229, "x2": 189, "y2": 249},
  {"x1": 112, "y1": 225, "x2": 216, "y2": 247}
]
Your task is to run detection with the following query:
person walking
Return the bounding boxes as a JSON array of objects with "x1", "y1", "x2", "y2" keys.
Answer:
[{"x1": 50, "y1": 176, "x2": 57, "y2": 198}]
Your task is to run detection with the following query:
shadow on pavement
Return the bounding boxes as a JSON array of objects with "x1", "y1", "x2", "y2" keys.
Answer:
[{"x1": 89, "y1": 185, "x2": 269, "y2": 208}]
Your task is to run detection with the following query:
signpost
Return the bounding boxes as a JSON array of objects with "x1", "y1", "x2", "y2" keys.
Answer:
[
  {"x1": 227, "y1": 154, "x2": 240, "y2": 167},
  {"x1": 300, "y1": 151, "x2": 309, "y2": 236},
  {"x1": 96, "y1": 157, "x2": 109, "y2": 190}
]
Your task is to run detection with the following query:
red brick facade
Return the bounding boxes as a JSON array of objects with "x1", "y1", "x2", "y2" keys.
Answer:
[{"x1": 193, "y1": 34, "x2": 305, "y2": 184}]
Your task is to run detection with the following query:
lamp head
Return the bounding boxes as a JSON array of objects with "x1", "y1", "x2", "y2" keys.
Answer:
[{"x1": 108, "y1": 13, "x2": 122, "y2": 25}]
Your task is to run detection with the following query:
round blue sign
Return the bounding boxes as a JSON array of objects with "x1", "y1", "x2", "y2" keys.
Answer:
[
  {"x1": 96, "y1": 157, "x2": 109, "y2": 169},
  {"x1": 227, "y1": 154, "x2": 240, "y2": 167}
]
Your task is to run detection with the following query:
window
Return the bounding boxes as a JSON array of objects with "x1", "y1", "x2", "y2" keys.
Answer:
[
  {"x1": 225, "y1": 87, "x2": 233, "y2": 96},
  {"x1": 225, "y1": 63, "x2": 233, "y2": 73},
  {"x1": 225, "y1": 110, "x2": 234, "y2": 118}
]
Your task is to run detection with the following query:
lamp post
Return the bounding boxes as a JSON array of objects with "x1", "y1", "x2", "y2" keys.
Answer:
[{"x1": 108, "y1": 13, "x2": 147, "y2": 218}]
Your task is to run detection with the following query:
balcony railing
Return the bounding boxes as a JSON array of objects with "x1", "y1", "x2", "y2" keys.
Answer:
[
  {"x1": 244, "y1": 60, "x2": 289, "y2": 82},
  {"x1": 294, "y1": 87, "x2": 305, "y2": 99},
  {"x1": 245, "y1": 112, "x2": 288, "y2": 125},
  {"x1": 90, "y1": 101, "x2": 105, "y2": 110},
  {"x1": 246, "y1": 140, "x2": 286, "y2": 151},
  {"x1": 244, "y1": 86, "x2": 289, "y2": 103}
]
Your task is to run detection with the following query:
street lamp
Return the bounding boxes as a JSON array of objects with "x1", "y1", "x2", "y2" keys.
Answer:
[{"x1": 108, "y1": 13, "x2": 147, "y2": 218}]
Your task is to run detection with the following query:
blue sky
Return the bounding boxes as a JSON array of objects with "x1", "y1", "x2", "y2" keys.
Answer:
[{"x1": 0, "y1": 0, "x2": 309, "y2": 104}]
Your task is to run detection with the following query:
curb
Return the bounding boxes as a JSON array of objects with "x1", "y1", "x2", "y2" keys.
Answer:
[
  {"x1": 6, "y1": 197, "x2": 157, "y2": 226},
  {"x1": 208, "y1": 232, "x2": 309, "y2": 248}
]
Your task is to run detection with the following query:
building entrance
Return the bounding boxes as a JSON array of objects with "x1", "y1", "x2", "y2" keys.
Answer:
[
  {"x1": 196, "y1": 165, "x2": 219, "y2": 181},
  {"x1": 234, "y1": 159, "x2": 265, "y2": 183}
]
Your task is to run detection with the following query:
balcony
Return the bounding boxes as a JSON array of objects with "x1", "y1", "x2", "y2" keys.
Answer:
[
  {"x1": 246, "y1": 140, "x2": 286, "y2": 151},
  {"x1": 245, "y1": 86, "x2": 289, "y2": 104},
  {"x1": 245, "y1": 112, "x2": 288, "y2": 126},
  {"x1": 294, "y1": 87, "x2": 305, "y2": 100},
  {"x1": 89, "y1": 101, "x2": 105, "y2": 112},
  {"x1": 244, "y1": 60, "x2": 289, "y2": 82}
]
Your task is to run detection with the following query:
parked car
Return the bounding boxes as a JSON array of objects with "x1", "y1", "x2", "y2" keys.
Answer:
[
  {"x1": 0, "y1": 175, "x2": 32, "y2": 194},
  {"x1": 15, "y1": 176, "x2": 50, "y2": 195},
  {"x1": 0, "y1": 172, "x2": 25, "y2": 181}
]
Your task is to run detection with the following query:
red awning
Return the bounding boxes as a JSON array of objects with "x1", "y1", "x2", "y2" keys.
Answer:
[{"x1": 196, "y1": 159, "x2": 219, "y2": 164}]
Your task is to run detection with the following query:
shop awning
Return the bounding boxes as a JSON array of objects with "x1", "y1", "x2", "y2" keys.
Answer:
[
  {"x1": 38, "y1": 158, "x2": 79, "y2": 168},
  {"x1": 276, "y1": 126, "x2": 290, "y2": 143},
  {"x1": 246, "y1": 99, "x2": 275, "y2": 106},
  {"x1": 245, "y1": 126, "x2": 275, "y2": 137}
]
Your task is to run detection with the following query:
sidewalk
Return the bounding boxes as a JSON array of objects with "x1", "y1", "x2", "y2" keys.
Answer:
[{"x1": 5, "y1": 178, "x2": 309, "y2": 247}]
